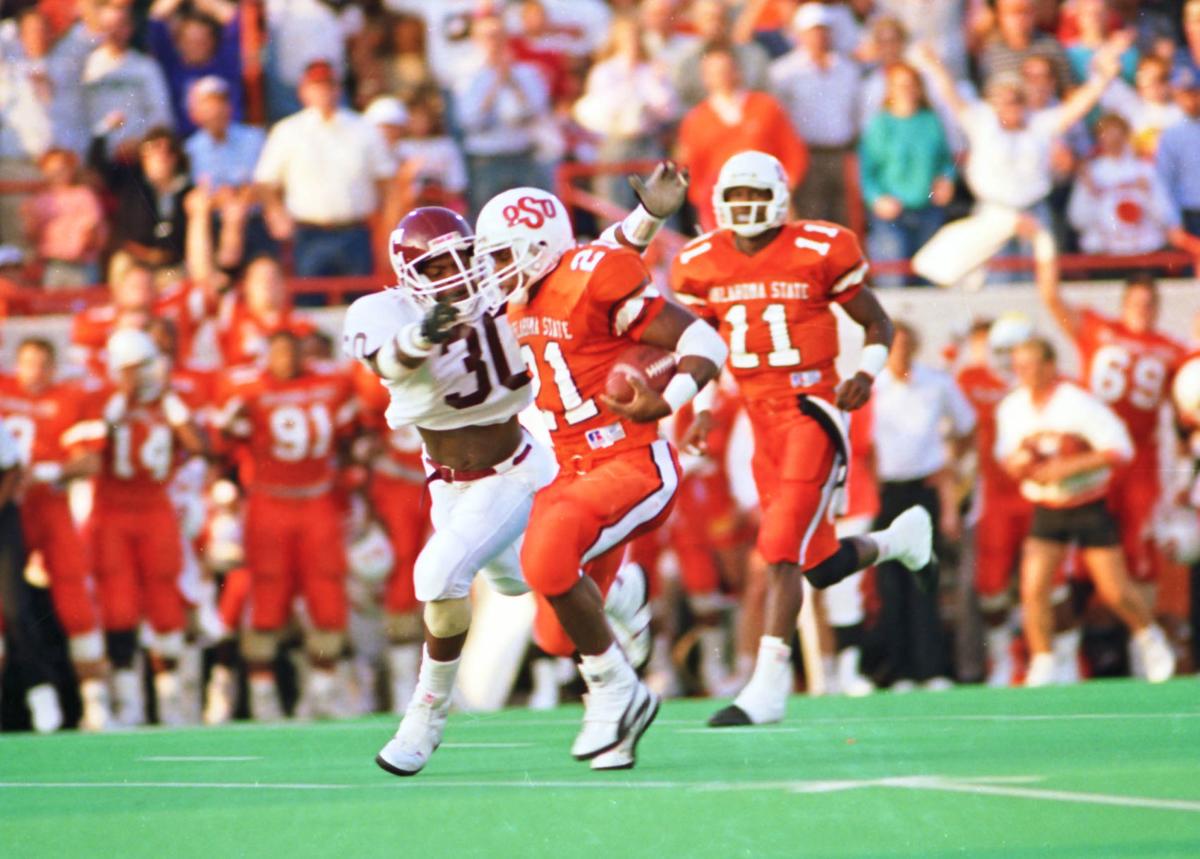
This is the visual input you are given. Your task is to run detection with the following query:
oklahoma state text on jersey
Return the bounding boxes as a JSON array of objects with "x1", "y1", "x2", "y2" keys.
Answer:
[
  {"x1": 217, "y1": 362, "x2": 358, "y2": 494},
  {"x1": 508, "y1": 242, "x2": 666, "y2": 464},
  {"x1": 670, "y1": 221, "x2": 868, "y2": 404}
]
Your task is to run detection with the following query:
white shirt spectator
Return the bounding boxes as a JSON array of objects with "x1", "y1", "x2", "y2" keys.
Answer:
[
  {"x1": 1099, "y1": 79, "x2": 1187, "y2": 153},
  {"x1": 1068, "y1": 152, "x2": 1179, "y2": 254},
  {"x1": 573, "y1": 57, "x2": 678, "y2": 140},
  {"x1": 385, "y1": 0, "x2": 478, "y2": 91},
  {"x1": 0, "y1": 40, "x2": 52, "y2": 159},
  {"x1": 769, "y1": 50, "x2": 860, "y2": 147},
  {"x1": 958, "y1": 100, "x2": 1060, "y2": 209},
  {"x1": 254, "y1": 107, "x2": 395, "y2": 223},
  {"x1": 395, "y1": 136, "x2": 468, "y2": 195},
  {"x1": 82, "y1": 45, "x2": 173, "y2": 153},
  {"x1": 873, "y1": 363, "x2": 977, "y2": 482},
  {"x1": 860, "y1": 62, "x2": 975, "y2": 153},
  {"x1": 995, "y1": 380, "x2": 1133, "y2": 508},
  {"x1": 455, "y1": 63, "x2": 550, "y2": 157},
  {"x1": 186, "y1": 123, "x2": 266, "y2": 190},
  {"x1": 266, "y1": 0, "x2": 363, "y2": 88}
]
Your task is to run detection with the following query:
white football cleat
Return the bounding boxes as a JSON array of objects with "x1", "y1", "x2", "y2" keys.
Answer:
[
  {"x1": 79, "y1": 678, "x2": 112, "y2": 732},
  {"x1": 248, "y1": 674, "x2": 283, "y2": 722},
  {"x1": 1134, "y1": 625, "x2": 1175, "y2": 684},
  {"x1": 1024, "y1": 653, "x2": 1057, "y2": 687},
  {"x1": 528, "y1": 657, "x2": 562, "y2": 711},
  {"x1": 154, "y1": 671, "x2": 187, "y2": 726},
  {"x1": 836, "y1": 648, "x2": 875, "y2": 698},
  {"x1": 204, "y1": 665, "x2": 236, "y2": 725},
  {"x1": 376, "y1": 692, "x2": 450, "y2": 777},
  {"x1": 887, "y1": 506, "x2": 934, "y2": 573},
  {"x1": 605, "y1": 564, "x2": 652, "y2": 670},
  {"x1": 590, "y1": 685, "x2": 660, "y2": 770},
  {"x1": 112, "y1": 668, "x2": 146, "y2": 727},
  {"x1": 26, "y1": 684, "x2": 63, "y2": 734},
  {"x1": 572, "y1": 676, "x2": 653, "y2": 761}
]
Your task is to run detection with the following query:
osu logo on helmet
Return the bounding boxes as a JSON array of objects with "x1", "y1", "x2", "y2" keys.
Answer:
[{"x1": 502, "y1": 196, "x2": 557, "y2": 229}]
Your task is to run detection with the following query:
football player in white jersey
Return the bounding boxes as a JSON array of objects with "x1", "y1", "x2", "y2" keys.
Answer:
[{"x1": 343, "y1": 166, "x2": 687, "y2": 776}]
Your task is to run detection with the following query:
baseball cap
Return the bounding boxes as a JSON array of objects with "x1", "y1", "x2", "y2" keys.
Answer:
[
  {"x1": 189, "y1": 75, "x2": 229, "y2": 101},
  {"x1": 793, "y1": 2, "x2": 834, "y2": 31},
  {"x1": 364, "y1": 96, "x2": 409, "y2": 127},
  {"x1": 1171, "y1": 65, "x2": 1200, "y2": 91},
  {"x1": 302, "y1": 59, "x2": 338, "y2": 85}
]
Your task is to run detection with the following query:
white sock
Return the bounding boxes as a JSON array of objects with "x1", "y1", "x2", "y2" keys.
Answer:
[
  {"x1": 414, "y1": 645, "x2": 461, "y2": 707},
  {"x1": 579, "y1": 642, "x2": 635, "y2": 687},
  {"x1": 1053, "y1": 628, "x2": 1082, "y2": 683},
  {"x1": 868, "y1": 528, "x2": 897, "y2": 563},
  {"x1": 734, "y1": 636, "x2": 792, "y2": 718},
  {"x1": 249, "y1": 673, "x2": 281, "y2": 720},
  {"x1": 986, "y1": 626, "x2": 1012, "y2": 664}
]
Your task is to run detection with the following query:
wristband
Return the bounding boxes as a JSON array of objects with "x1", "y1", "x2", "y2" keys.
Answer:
[
  {"x1": 1032, "y1": 230, "x2": 1057, "y2": 263},
  {"x1": 162, "y1": 392, "x2": 191, "y2": 428},
  {"x1": 396, "y1": 323, "x2": 435, "y2": 359},
  {"x1": 30, "y1": 462, "x2": 64, "y2": 484},
  {"x1": 858, "y1": 343, "x2": 889, "y2": 380},
  {"x1": 662, "y1": 374, "x2": 699, "y2": 414},
  {"x1": 619, "y1": 205, "x2": 666, "y2": 248},
  {"x1": 692, "y1": 380, "x2": 717, "y2": 414}
]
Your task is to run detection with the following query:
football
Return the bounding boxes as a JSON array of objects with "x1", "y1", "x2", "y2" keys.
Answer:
[{"x1": 605, "y1": 344, "x2": 677, "y2": 403}]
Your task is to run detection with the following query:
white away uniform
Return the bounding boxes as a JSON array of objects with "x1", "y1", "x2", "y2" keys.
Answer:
[{"x1": 342, "y1": 289, "x2": 556, "y2": 602}]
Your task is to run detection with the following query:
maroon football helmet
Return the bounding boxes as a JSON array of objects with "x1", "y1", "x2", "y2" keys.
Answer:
[{"x1": 387, "y1": 207, "x2": 495, "y2": 319}]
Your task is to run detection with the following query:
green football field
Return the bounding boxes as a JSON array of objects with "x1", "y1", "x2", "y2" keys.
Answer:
[{"x1": 3, "y1": 680, "x2": 1199, "y2": 858}]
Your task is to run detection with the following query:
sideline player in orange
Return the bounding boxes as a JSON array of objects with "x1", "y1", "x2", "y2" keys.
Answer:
[
  {"x1": 64, "y1": 329, "x2": 209, "y2": 726},
  {"x1": 475, "y1": 184, "x2": 727, "y2": 769},
  {"x1": 955, "y1": 315, "x2": 1035, "y2": 686},
  {"x1": 1038, "y1": 267, "x2": 1185, "y2": 588},
  {"x1": 670, "y1": 150, "x2": 935, "y2": 728},
  {"x1": 215, "y1": 330, "x2": 358, "y2": 719},
  {"x1": 351, "y1": 360, "x2": 428, "y2": 712},
  {"x1": 1, "y1": 339, "x2": 111, "y2": 730}
]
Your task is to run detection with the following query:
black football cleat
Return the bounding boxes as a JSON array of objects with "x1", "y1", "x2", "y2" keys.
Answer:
[{"x1": 707, "y1": 704, "x2": 754, "y2": 727}]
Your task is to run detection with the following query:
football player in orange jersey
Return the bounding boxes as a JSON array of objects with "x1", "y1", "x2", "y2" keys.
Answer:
[
  {"x1": 670, "y1": 150, "x2": 935, "y2": 727},
  {"x1": 215, "y1": 330, "x2": 358, "y2": 720},
  {"x1": 1038, "y1": 267, "x2": 1186, "y2": 586},
  {"x1": 955, "y1": 315, "x2": 1035, "y2": 687},
  {"x1": 351, "y1": 360, "x2": 428, "y2": 713},
  {"x1": 217, "y1": 257, "x2": 317, "y2": 367},
  {"x1": 1, "y1": 339, "x2": 111, "y2": 730},
  {"x1": 63, "y1": 329, "x2": 210, "y2": 726},
  {"x1": 475, "y1": 184, "x2": 728, "y2": 770}
]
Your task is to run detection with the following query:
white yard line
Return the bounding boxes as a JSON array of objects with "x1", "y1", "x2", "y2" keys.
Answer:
[
  {"x1": 139, "y1": 756, "x2": 262, "y2": 762},
  {"x1": 0, "y1": 781, "x2": 347, "y2": 791},
  {"x1": 882, "y1": 776, "x2": 1200, "y2": 814},
  {"x1": 438, "y1": 743, "x2": 535, "y2": 749}
]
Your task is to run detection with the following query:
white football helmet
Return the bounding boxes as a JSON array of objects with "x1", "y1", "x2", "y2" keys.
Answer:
[
  {"x1": 107, "y1": 328, "x2": 165, "y2": 401},
  {"x1": 987, "y1": 312, "x2": 1034, "y2": 371},
  {"x1": 1172, "y1": 356, "x2": 1200, "y2": 425},
  {"x1": 712, "y1": 150, "x2": 790, "y2": 237},
  {"x1": 474, "y1": 187, "x2": 575, "y2": 305}
]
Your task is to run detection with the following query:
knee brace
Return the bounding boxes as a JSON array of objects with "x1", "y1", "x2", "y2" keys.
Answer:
[
  {"x1": 106, "y1": 629, "x2": 139, "y2": 669},
  {"x1": 424, "y1": 597, "x2": 471, "y2": 639},
  {"x1": 305, "y1": 628, "x2": 346, "y2": 663},
  {"x1": 385, "y1": 610, "x2": 424, "y2": 643},
  {"x1": 240, "y1": 628, "x2": 279, "y2": 665}
]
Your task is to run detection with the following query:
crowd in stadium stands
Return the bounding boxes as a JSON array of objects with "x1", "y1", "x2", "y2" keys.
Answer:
[{"x1": 0, "y1": 0, "x2": 1199, "y2": 731}]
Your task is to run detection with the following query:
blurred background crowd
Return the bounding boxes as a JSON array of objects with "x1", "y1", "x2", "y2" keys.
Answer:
[{"x1": 1, "y1": 0, "x2": 1200, "y2": 732}]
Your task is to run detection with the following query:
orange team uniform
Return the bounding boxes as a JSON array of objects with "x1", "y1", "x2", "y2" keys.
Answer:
[
  {"x1": 956, "y1": 363, "x2": 1033, "y2": 606},
  {"x1": 671, "y1": 221, "x2": 867, "y2": 570},
  {"x1": 353, "y1": 362, "x2": 428, "y2": 616},
  {"x1": 217, "y1": 295, "x2": 317, "y2": 367},
  {"x1": 69, "y1": 281, "x2": 213, "y2": 373},
  {"x1": 1074, "y1": 309, "x2": 1186, "y2": 580},
  {"x1": 64, "y1": 387, "x2": 192, "y2": 635},
  {"x1": 677, "y1": 92, "x2": 809, "y2": 233},
  {"x1": 0, "y1": 377, "x2": 99, "y2": 637},
  {"x1": 219, "y1": 363, "x2": 357, "y2": 633},
  {"x1": 508, "y1": 242, "x2": 683, "y2": 656},
  {"x1": 842, "y1": 396, "x2": 881, "y2": 525}
]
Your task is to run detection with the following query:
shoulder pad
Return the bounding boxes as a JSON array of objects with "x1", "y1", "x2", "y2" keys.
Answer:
[{"x1": 342, "y1": 290, "x2": 418, "y2": 362}]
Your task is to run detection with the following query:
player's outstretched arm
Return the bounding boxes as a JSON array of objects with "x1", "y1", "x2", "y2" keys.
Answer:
[
  {"x1": 601, "y1": 302, "x2": 727, "y2": 423},
  {"x1": 1033, "y1": 249, "x2": 1080, "y2": 339},
  {"x1": 602, "y1": 161, "x2": 689, "y2": 251},
  {"x1": 837, "y1": 288, "x2": 895, "y2": 411}
]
